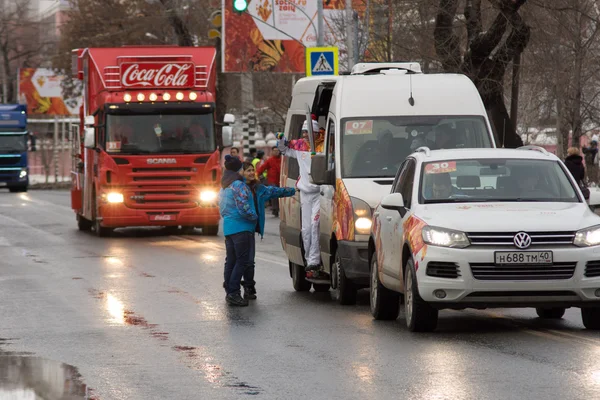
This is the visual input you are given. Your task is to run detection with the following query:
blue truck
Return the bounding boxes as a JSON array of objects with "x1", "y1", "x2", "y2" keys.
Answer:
[{"x1": 0, "y1": 104, "x2": 29, "y2": 192}]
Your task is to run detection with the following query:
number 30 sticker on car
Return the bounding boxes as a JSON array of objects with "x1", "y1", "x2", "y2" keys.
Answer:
[{"x1": 425, "y1": 161, "x2": 456, "y2": 174}]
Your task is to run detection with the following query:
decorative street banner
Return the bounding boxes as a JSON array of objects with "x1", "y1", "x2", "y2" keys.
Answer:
[
  {"x1": 18, "y1": 68, "x2": 82, "y2": 116},
  {"x1": 222, "y1": 0, "x2": 364, "y2": 73}
]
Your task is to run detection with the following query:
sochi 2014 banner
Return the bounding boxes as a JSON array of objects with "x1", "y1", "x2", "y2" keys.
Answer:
[
  {"x1": 18, "y1": 68, "x2": 82, "y2": 116},
  {"x1": 222, "y1": 0, "x2": 365, "y2": 73}
]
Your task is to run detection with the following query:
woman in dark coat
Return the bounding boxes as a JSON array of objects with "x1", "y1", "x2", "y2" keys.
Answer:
[{"x1": 565, "y1": 147, "x2": 585, "y2": 185}]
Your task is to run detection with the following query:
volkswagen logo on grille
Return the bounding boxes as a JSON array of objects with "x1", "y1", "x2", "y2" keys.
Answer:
[{"x1": 514, "y1": 232, "x2": 532, "y2": 249}]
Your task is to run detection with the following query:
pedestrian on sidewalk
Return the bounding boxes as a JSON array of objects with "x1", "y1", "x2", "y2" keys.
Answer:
[
  {"x1": 257, "y1": 146, "x2": 283, "y2": 216},
  {"x1": 240, "y1": 162, "x2": 295, "y2": 300},
  {"x1": 583, "y1": 140, "x2": 599, "y2": 185},
  {"x1": 219, "y1": 155, "x2": 258, "y2": 307},
  {"x1": 565, "y1": 147, "x2": 589, "y2": 199}
]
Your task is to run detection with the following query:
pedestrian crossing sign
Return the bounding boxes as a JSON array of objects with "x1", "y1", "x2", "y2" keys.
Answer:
[{"x1": 306, "y1": 47, "x2": 338, "y2": 77}]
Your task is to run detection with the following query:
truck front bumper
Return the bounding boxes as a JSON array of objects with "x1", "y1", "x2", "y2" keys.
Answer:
[{"x1": 98, "y1": 203, "x2": 220, "y2": 228}]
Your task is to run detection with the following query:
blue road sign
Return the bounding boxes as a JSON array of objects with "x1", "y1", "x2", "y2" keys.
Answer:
[{"x1": 305, "y1": 47, "x2": 338, "y2": 77}]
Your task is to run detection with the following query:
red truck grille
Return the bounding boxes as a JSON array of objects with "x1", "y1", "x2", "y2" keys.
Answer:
[{"x1": 123, "y1": 167, "x2": 201, "y2": 210}]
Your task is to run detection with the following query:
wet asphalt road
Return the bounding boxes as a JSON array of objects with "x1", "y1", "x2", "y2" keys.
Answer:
[{"x1": 1, "y1": 191, "x2": 600, "y2": 399}]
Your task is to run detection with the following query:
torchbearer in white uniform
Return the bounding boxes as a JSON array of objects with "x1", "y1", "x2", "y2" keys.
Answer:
[{"x1": 277, "y1": 119, "x2": 324, "y2": 272}]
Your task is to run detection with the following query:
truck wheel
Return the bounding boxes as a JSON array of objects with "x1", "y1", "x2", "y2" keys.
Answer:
[
  {"x1": 581, "y1": 308, "x2": 600, "y2": 330},
  {"x1": 291, "y1": 261, "x2": 311, "y2": 292},
  {"x1": 331, "y1": 253, "x2": 357, "y2": 305},
  {"x1": 404, "y1": 258, "x2": 438, "y2": 332},
  {"x1": 94, "y1": 219, "x2": 113, "y2": 237},
  {"x1": 370, "y1": 256, "x2": 400, "y2": 320},
  {"x1": 536, "y1": 307, "x2": 565, "y2": 319},
  {"x1": 77, "y1": 215, "x2": 93, "y2": 231},
  {"x1": 202, "y1": 225, "x2": 219, "y2": 236}
]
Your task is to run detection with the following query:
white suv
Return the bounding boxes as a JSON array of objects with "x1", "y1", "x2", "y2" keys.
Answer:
[{"x1": 369, "y1": 146, "x2": 600, "y2": 331}]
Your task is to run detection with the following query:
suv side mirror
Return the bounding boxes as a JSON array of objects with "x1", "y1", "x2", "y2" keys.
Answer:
[
  {"x1": 310, "y1": 154, "x2": 334, "y2": 185},
  {"x1": 222, "y1": 126, "x2": 233, "y2": 148},
  {"x1": 84, "y1": 127, "x2": 95, "y2": 148},
  {"x1": 381, "y1": 193, "x2": 406, "y2": 215},
  {"x1": 223, "y1": 113, "x2": 235, "y2": 124}
]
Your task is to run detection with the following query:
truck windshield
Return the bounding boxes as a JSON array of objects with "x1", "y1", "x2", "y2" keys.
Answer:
[
  {"x1": 0, "y1": 134, "x2": 27, "y2": 152},
  {"x1": 341, "y1": 116, "x2": 492, "y2": 178},
  {"x1": 105, "y1": 113, "x2": 215, "y2": 154}
]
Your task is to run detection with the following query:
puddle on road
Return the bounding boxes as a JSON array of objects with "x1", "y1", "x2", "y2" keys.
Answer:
[{"x1": 0, "y1": 351, "x2": 95, "y2": 399}]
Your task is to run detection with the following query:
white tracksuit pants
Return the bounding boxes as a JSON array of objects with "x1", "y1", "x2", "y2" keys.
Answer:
[{"x1": 301, "y1": 190, "x2": 321, "y2": 266}]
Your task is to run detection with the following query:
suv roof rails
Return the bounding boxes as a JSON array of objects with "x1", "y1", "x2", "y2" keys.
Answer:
[
  {"x1": 351, "y1": 62, "x2": 422, "y2": 75},
  {"x1": 415, "y1": 146, "x2": 431, "y2": 156},
  {"x1": 518, "y1": 145, "x2": 551, "y2": 156}
]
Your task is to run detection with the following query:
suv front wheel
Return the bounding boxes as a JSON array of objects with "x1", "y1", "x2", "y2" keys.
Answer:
[
  {"x1": 404, "y1": 258, "x2": 438, "y2": 332},
  {"x1": 370, "y1": 255, "x2": 400, "y2": 320}
]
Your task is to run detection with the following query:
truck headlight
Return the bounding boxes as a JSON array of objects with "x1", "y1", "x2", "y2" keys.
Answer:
[
  {"x1": 19, "y1": 169, "x2": 27, "y2": 179},
  {"x1": 106, "y1": 192, "x2": 124, "y2": 204},
  {"x1": 574, "y1": 225, "x2": 600, "y2": 247},
  {"x1": 422, "y1": 226, "x2": 470, "y2": 248},
  {"x1": 200, "y1": 190, "x2": 217, "y2": 203},
  {"x1": 351, "y1": 197, "x2": 373, "y2": 235}
]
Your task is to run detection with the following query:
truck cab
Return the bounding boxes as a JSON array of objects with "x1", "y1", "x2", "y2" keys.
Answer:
[
  {"x1": 0, "y1": 104, "x2": 29, "y2": 192},
  {"x1": 280, "y1": 63, "x2": 497, "y2": 303}
]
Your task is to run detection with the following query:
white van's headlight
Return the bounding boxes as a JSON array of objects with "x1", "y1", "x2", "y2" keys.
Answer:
[
  {"x1": 574, "y1": 225, "x2": 600, "y2": 247},
  {"x1": 351, "y1": 197, "x2": 373, "y2": 235},
  {"x1": 422, "y1": 226, "x2": 470, "y2": 248}
]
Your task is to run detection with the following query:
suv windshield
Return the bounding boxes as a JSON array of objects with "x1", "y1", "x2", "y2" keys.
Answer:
[
  {"x1": 0, "y1": 134, "x2": 27, "y2": 152},
  {"x1": 341, "y1": 115, "x2": 492, "y2": 178},
  {"x1": 420, "y1": 159, "x2": 579, "y2": 204},
  {"x1": 105, "y1": 113, "x2": 215, "y2": 154}
]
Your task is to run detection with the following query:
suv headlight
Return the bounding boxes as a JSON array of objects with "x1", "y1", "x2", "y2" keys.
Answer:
[
  {"x1": 351, "y1": 197, "x2": 372, "y2": 235},
  {"x1": 574, "y1": 225, "x2": 600, "y2": 247},
  {"x1": 422, "y1": 226, "x2": 470, "y2": 248}
]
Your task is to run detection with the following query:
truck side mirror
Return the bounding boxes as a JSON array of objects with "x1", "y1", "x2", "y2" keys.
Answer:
[
  {"x1": 223, "y1": 113, "x2": 235, "y2": 124},
  {"x1": 84, "y1": 127, "x2": 95, "y2": 148},
  {"x1": 310, "y1": 154, "x2": 334, "y2": 186},
  {"x1": 222, "y1": 126, "x2": 233, "y2": 148},
  {"x1": 84, "y1": 115, "x2": 95, "y2": 126}
]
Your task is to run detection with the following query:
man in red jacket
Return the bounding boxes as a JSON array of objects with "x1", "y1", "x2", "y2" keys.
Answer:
[{"x1": 257, "y1": 146, "x2": 283, "y2": 217}]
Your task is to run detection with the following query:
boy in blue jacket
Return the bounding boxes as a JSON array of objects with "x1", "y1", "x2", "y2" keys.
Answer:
[
  {"x1": 219, "y1": 155, "x2": 258, "y2": 307},
  {"x1": 240, "y1": 162, "x2": 295, "y2": 300}
]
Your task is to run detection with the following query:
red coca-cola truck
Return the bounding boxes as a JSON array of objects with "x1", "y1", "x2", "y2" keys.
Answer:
[{"x1": 70, "y1": 46, "x2": 234, "y2": 236}]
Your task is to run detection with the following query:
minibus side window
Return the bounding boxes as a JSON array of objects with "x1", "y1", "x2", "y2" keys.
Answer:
[
  {"x1": 286, "y1": 114, "x2": 305, "y2": 180},
  {"x1": 326, "y1": 119, "x2": 335, "y2": 171}
]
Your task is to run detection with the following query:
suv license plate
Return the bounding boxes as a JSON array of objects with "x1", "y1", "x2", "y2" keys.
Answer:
[{"x1": 494, "y1": 251, "x2": 553, "y2": 265}]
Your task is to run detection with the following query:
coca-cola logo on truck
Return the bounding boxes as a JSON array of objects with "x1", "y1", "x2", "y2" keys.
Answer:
[{"x1": 120, "y1": 63, "x2": 195, "y2": 88}]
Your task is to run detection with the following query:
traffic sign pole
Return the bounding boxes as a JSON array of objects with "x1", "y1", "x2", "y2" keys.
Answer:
[{"x1": 317, "y1": 1, "x2": 324, "y2": 46}]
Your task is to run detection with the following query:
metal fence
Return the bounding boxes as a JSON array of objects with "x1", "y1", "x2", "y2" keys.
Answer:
[{"x1": 27, "y1": 117, "x2": 77, "y2": 185}]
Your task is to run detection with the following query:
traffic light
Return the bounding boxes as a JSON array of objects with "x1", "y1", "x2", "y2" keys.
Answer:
[{"x1": 233, "y1": 0, "x2": 248, "y2": 13}]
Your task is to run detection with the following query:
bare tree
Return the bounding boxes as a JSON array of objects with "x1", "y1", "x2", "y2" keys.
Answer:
[
  {"x1": 0, "y1": 0, "x2": 50, "y2": 102},
  {"x1": 434, "y1": 0, "x2": 530, "y2": 147},
  {"x1": 522, "y1": 0, "x2": 600, "y2": 156}
]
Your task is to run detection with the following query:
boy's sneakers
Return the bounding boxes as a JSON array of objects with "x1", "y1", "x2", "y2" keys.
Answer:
[
  {"x1": 243, "y1": 286, "x2": 257, "y2": 300},
  {"x1": 226, "y1": 292, "x2": 249, "y2": 307}
]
